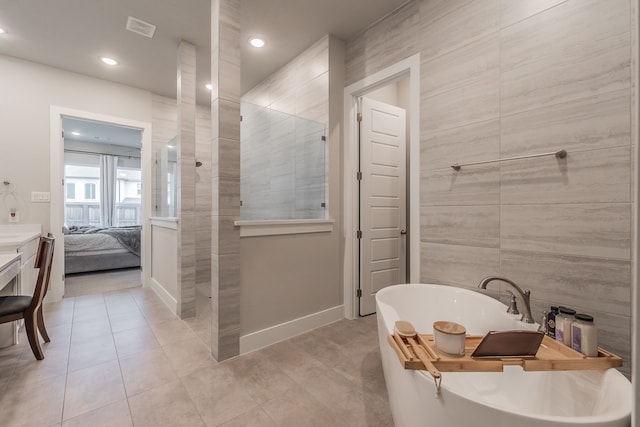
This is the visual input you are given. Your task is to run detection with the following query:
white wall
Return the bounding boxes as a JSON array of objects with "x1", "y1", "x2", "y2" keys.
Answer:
[{"x1": 0, "y1": 55, "x2": 152, "y2": 230}]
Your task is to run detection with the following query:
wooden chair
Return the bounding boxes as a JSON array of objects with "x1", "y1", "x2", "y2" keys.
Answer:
[{"x1": 0, "y1": 235, "x2": 55, "y2": 360}]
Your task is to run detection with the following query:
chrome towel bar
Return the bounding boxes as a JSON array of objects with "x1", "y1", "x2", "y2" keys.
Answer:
[{"x1": 451, "y1": 149, "x2": 567, "y2": 171}]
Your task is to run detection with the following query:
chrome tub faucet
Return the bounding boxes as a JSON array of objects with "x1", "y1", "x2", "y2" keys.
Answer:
[{"x1": 478, "y1": 276, "x2": 535, "y2": 324}]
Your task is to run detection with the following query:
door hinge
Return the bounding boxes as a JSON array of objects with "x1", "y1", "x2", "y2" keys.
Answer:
[
  {"x1": 356, "y1": 171, "x2": 362, "y2": 181},
  {"x1": 61, "y1": 130, "x2": 65, "y2": 138},
  {"x1": 356, "y1": 230, "x2": 362, "y2": 239},
  {"x1": 62, "y1": 179, "x2": 64, "y2": 186},
  {"x1": 240, "y1": 115, "x2": 243, "y2": 122},
  {"x1": 356, "y1": 289, "x2": 362, "y2": 298},
  {"x1": 321, "y1": 135, "x2": 326, "y2": 141},
  {"x1": 357, "y1": 113, "x2": 362, "y2": 122}
]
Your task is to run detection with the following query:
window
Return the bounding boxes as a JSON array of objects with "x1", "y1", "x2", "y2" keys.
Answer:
[
  {"x1": 64, "y1": 163, "x2": 100, "y2": 227},
  {"x1": 85, "y1": 183, "x2": 96, "y2": 200},
  {"x1": 66, "y1": 183, "x2": 75, "y2": 200},
  {"x1": 115, "y1": 167, "x2": 142, "y2": 226}
]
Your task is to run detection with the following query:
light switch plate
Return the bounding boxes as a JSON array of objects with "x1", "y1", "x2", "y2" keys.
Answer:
[{"x1": 31, "y1": 191, "x2": 51, "y2": 202}]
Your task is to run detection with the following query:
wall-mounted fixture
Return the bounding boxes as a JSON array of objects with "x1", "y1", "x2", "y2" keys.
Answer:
[
  {"x1": 195, "y1": 161, "x2": 203, "y2": 167},
  {"x1": 451, "y1": 149, "x2": 567, "y2": 171}
]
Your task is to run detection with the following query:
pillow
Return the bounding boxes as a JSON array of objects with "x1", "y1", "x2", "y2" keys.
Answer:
[{"x1": 62, "y1": 225, "x2": 70, "y2": 235}]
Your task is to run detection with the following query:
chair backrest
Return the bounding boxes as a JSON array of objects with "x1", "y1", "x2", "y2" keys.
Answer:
[
  {"x1": 35, "y1": 233, "x2": 55, "y2": 297},
  {"x1": 29, "y1": 235, "x2": 55, "y2": 313}
]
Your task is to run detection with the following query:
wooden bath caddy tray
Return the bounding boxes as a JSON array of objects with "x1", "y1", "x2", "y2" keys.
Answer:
[{"x1": 388, "y1": 333, "x2": 622, "y2": 373}]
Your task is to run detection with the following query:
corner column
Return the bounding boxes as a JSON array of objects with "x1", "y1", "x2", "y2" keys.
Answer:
[
  {"x1": 211, "y1": 0, "x2": 241, "y2": 360},
  {"x1": 177, "y1": 40, "x2": 197, "y2": 318}
]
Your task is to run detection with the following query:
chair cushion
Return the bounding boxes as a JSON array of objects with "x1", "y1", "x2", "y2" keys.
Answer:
[{"x1": 0, "y1": 296, "x2": 32, "y2": 317}]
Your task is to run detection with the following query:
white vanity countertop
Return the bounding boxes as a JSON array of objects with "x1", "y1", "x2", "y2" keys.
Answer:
[
  {"x1": 0, "y1": 224, "x2": 42, "y2": 246},
  {"x1": 0, "y1": 252, "x2": 21, "y2": 271}
]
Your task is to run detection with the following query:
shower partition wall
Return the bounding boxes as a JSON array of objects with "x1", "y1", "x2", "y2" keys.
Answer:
[{"x1": 240, "y1": 101, "x2": 326, "y2": 220}]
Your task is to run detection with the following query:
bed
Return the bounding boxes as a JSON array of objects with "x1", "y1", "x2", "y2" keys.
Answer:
[{"x1": 64, "y1": 225, "x2": 141, "y2": 274}]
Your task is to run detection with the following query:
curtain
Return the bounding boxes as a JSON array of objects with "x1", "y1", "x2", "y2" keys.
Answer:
[{"x1": 100, "y1": 155, "x2": 118, "y2": 227}]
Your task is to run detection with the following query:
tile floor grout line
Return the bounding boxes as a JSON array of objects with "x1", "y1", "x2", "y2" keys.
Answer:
[
  {"x1": 110, "y1": 288, "x2": 137, "y2": 426},
  {"x1": 59, "y1": 296, "x2": 76, "y2": 425}
]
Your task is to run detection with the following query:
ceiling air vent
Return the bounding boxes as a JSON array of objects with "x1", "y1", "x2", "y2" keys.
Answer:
[{"x1": 126, "y1": 16, "x2": 156, "y2": 39}]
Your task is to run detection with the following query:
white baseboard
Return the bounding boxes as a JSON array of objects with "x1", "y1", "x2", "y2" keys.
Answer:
[
  {"x1": 149, "y1": 277, "x2": 177, "y2": 314},
  {"x1": 239, "y1": 305, "x2": 344, "y2": 354}
]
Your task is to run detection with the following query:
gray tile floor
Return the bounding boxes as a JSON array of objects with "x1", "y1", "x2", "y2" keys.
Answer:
[{"x1": 0, "y1": 286, "x2": 392, "y2": 426}]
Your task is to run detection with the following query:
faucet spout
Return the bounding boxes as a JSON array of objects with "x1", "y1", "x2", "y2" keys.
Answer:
[{"x1": 478, "y1": 276, "x2": 535, "y2": 324}]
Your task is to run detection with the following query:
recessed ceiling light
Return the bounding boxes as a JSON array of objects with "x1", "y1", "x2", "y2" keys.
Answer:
[
  {"x1": 249, "y1": 38, "x2": 265, "y2": 48},
  {"x1": 205, "y1": 83, "x2": 213, "y2": 91},
  {"x1": 100, "y1": 56, "x2": 118, "y2": 66},
  {"x1": 0, "y1": 27, "x2": 6, "y2": 35},
  {"x1": 71, "y1": 131, "x2": 81, "y2": 136}
]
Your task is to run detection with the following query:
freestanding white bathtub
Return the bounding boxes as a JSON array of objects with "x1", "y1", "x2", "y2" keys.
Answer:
[{"x1": 376, "y1": 284, "x2": 632, "y2": 427}]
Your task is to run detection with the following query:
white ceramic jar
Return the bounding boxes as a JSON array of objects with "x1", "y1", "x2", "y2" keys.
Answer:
[{"x1": 433, "y1": 321, "x2": 466, "y2": 356}]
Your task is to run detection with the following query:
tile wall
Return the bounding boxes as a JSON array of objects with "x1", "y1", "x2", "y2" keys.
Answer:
[
  {"x1": 150, "y1": 95, "x2": 212, "y2": 326},
  {"x1": 177, "y1": 41, "x2": 198, "y2": 319},
  {"x1": 211, "y1": 0, "x2": 241, "y2": 361},
  {"x1": 240, "y1": 36, "x2": 330, "y2": 221},
  {"x1": 346, "y1": 0, "x2": 635, "y2": 375},
  {"x1": 239, "y1": 102, "x2": 326, "y2": 220}
]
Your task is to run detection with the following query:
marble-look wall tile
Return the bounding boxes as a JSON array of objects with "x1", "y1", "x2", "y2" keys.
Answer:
[
  {"x1": 212, "y1": 215, "x2": 240, "y2": 256},
  {"x1": 212, "y1": 0, "x2": 241, "y2": 362},
  {"x1": 344, "y1": 31, "x2": 366, "y2": 87},
  {"x1": 422, "y1": 75, "x2": 499, "y2": 133},
  {"x1": 216, "y1": 99, "x2": 240, "y2": 141},
  {"x1": 212, "y1": 176, "x2": 240, "y2": 218},
  {"x1": 500, "y1": 0, "x2": 567, "y2": 28},
  {"x1": 422, "y1": 33, "x2": 499, "y2": 98},
  {"x1": 501, "y1": 146, "x2": 631, "y2": 205},
  {"x1": 295, "y1": 35, "x2": 329, "y2": 86},
  {"x1": 501, "y1": 204, "x2": 631, "y2": 259},
  {"x1": 215, "y1": 137, "x2": 240, "y2": 179},
  {"x1": 501, "y1": 249, "x2": 631, "y2": 316},
  {"x1": 421, "y1": 119, "x2": 499, "y2": 171},
  {"x1": 296, "y1": 73, "x2": 329, "y2": 124},
  {"x1": 421, "y1": 165, "x2": 500, "y2": 206},
  {"x1": 240, "y1": 35, "x2": 328, "y2": 221},
  {"x1": 500, "y1": 90, "x2": 631, "y2": 157},
  {"x1": 215, "y1": 0, "x2": 241, "y2": 102},
  {"x1": 500, "y1": 0, "x2": 630, "y2": 115},
  {"x1": 420, "y1": 0, "x2": 500, "y2": 62},
  {"x1": 345, "y1": 1, "x2": 420, "y2": 85},
  {"x1": 421, "y1": 206, "x2": 499, "y2": 247},
  {"x1": 420, "y1": 242, "x2": 500, "y2": 287},
  {"x1": 177, "y1": 41, "x2": 197, "y2": 319}
]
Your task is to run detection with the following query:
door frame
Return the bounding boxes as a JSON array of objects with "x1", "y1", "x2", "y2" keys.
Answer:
[
  {"x1": 49, "y1": 106, "x2": 152, "y2": 302},
  {"x1": 342, "y1": 54, "x2": 420, "y2": 319}
]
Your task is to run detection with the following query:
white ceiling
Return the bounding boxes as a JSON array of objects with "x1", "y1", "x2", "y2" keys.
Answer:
[{"x1": 0, "y1": 0, "x2": 408, "y2": 105}]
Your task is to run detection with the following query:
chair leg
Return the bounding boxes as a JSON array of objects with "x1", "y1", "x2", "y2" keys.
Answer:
[
  {"x1": 37, "y1": 306, "x2": 50, "y2": 343},
  {"x1": 24, "y1": 314, "x2": 44, "y2": 360}
]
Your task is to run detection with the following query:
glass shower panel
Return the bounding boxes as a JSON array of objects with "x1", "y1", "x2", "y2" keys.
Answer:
[
  {"x1": 295, "y1": 116, "x2": 326, "y2": 219},
  {"x1": 240, "y1": 101, "x2": 326, "y2": 220}
]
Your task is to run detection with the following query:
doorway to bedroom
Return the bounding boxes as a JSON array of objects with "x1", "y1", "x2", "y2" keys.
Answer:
[{"x1": 61, "y1": 117, "x2": 143, "y2": 298}]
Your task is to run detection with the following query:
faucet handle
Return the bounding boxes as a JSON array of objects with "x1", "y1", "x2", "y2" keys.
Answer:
[{"x1": 506, "y1": 291, "x2": 520, "y2": 316}]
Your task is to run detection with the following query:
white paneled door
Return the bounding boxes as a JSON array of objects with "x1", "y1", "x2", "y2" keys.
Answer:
[{"x1": 359, "y1": 97, "x2": 407, "y2": 316}]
